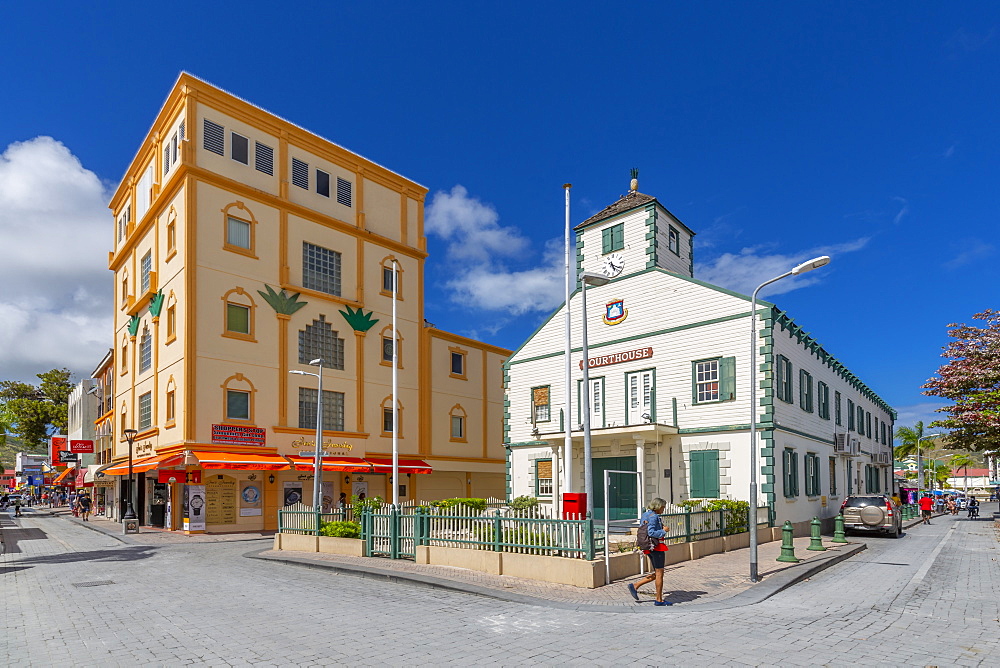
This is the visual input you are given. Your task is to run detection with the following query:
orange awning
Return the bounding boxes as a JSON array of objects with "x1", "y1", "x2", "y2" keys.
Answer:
[
  {"x1": 103, "y1": 453, "x2": 183, "y2": 476},
  {"x1": 364, "y1": 457, "x2": 433, "y2": 474},
  {"x1": 287, "y1": 455, "x2": 371, "y2": 472},
  {"x1": 53, "y1": 468, "x2": 74, "y2": 484},
  {"x1": 189, "y1": 451, "x2": 291, "y2": 470}
]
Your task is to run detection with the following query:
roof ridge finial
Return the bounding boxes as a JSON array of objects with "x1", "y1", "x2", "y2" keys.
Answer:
[{"x1": 629, "y1": 168, "x2": 638, "y2": 193}]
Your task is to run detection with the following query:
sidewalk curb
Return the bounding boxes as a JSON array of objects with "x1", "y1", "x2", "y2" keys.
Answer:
[{"x1": 245, "y1": 541, "x2": 868, "y2": 613}]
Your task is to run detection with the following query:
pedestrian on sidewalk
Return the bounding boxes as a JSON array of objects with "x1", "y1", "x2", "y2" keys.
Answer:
[
  {"x1": 78, "y1": 493, "x2": 92, "y2": 521},
  {"x1": 918, "y1": 494, "x2": 934, "y2": 524},
  {"x1": 628, "y1": 497, "x2": 673, "y2": 607},
  {"x1": 946, "y1": 496, "x2": 957, "y2": 515},
  {"x1": 967, "y1": 496, "x2": 979, "y2": 519}
]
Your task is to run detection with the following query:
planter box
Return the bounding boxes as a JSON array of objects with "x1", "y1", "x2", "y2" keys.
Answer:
[
  {"x1": 723, "y1": 532, "x2": 750, "y2": 551},
  {"x1": 318, "y1": 535, "x2": 365, "y2": 557},
  {"x1": 502, "y1": 551, "x2": 602, "y2": 588},
  {"x1": 688, "y1": 536, "x2": 725, "y2": 560},
  {"x1": 278, "y1": 533, "x2": 318, "y2": 552},
  {"x1": 418, "y1": 545, "x2": 502, "y2": 574}
]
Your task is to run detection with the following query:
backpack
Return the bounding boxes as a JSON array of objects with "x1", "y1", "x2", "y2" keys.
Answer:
[{"x1": 636, "y1": 520, "x2": 659, "y2": 551}]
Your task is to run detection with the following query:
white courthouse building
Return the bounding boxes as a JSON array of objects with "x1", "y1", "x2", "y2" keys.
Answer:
[{"x1": 504, "y1": 181, "x2": 895, "y2": 526}]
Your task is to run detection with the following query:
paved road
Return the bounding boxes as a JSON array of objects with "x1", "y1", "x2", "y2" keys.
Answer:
[{"x1": 3, "y1": 505, "x2": 998, "y2": 666}]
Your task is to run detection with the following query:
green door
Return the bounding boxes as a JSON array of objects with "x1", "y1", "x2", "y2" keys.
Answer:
[{"x1": 592, "y1": 456, "x2": 638, "y2": 520}]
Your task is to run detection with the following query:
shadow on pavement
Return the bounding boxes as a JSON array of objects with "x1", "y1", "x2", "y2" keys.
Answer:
[
  {"x1": 665, "y1": 589, "x2": 709, "y2": 603},
  {"x1": 3, "y1": 545, "x2": 160, "y2": 568},
  {"x1": 1, "y1": 527, "x2": 49, "y2": 554}
]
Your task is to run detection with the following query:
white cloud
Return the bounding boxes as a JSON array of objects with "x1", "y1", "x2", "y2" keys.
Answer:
[
  {"x1": 694, "y1": 238, "x2": 870, "y2": 298},
  {"x1": 426, "y1": 186, "x2": 566, "y2": 315},
  {"x1": 943, "y1": 239, "x2": 995, "y2": 269},
  {"x1": 891, "y1": 196, "x2": 909, "y2": 225},
  {"x1": 892, "y1": 402, "x2": 949, "y2": 433},
  {"x1": 0, "y1": 137, "x2": 113, "y2": 384}
]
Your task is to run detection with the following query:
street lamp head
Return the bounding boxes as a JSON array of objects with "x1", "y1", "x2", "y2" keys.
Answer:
[
  {"x1": 791, "y1": 255, "x2": 831, "y2": 275},
  {"x1": 288, "y1": 370, "x2": 308, "y2": 376},
  {"x1": 123, "y1": 428, "x2": 138, "y2": 443},
  {"x1": 308, "y1": 358, "x2": 323, "y2": 366},
  {"x1": 86, "y1": 386, "x2": 100, "y2": 396},
  {"x1": 580, "y1": 271, "x2": 610, "y2": 287}
]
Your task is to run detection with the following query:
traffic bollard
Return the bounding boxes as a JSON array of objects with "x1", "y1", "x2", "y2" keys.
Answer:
[
  {"x1": 776, "y1": 520, "x2": 800, "y2": 563},
  {"x1": 807, "y1": 516, "x2": 827, "y2": 551},
  {"x1": 832, "y1": 513, "x2": 848, "y2": 543}
]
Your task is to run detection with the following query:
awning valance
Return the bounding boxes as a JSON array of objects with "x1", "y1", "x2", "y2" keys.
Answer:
[
  {"x1": 103, "y1": 453, "x2": 183, "y2": 476},
  {"x1": 364, "y1": 457, "x2": 433, "y2": 475},
  {"x1": 287, "y1": 455, "x2": 371, "y2": 472},
  {"x1": 188, "y1": 451, "x2": 290, "y2": 470}
]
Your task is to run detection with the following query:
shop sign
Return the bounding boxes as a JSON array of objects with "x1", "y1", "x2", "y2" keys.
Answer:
[
  {"x1": 93, "y1": 478, "x2": 115, "y2": 488},
  {"x1": 158, "y1": 470, "x2": 188, "y2": 484},
  {"x1": 579, "y1": 346, "x2": 653, "y2": 370},
  {"x1": 212, "y1": 424, "x2": 266, "y2": 446},
  {"x1": 240, "y1": 482, "x2": 262, "y2": 516},
  {"x1": 206, "y1": 476, "x2": 237, "y2": 524},
  {"x1": 69, "y1": 439, "x2": 95, "y2": 453},
  {"x1": 291, "y1": 437, "x2": 354, "y2": 454},
  {"x1": 184, "y1": 484, "x2": 206, "y2": 531},
  {"x1": 51, "y1": 435, "x2": 67, "y2": 466}
]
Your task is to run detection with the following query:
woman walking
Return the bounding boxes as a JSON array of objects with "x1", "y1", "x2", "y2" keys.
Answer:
[{"x1": 627, "y1": 497, "x2": 673, "y2": 606}]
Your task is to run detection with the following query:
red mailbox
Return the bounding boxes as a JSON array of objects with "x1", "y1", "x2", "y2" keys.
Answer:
[{"x1": 562, "y1": 492, "x2": 588, "y2": 519}]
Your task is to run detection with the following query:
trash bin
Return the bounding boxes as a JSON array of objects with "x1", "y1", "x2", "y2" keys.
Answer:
[{"x1": 562, "y1": 492, "x2": 587, "y2": 519}]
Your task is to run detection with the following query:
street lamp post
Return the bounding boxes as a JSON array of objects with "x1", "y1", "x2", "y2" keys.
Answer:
[
  {"x1": 916, "y1": 434, "x2": 943, "y2": 499},
  {"x1": 290, "y1": 359, "x2": 325, "y2": 512},
  {"x1": 579, "y1": 271, "x2": 610, "y2": 516},
  {"x1": 122, "y1": 428, "x2": 139, "y2": 533},
  {"x1": 749, "y1": 255, "x2": 830, "y2": 582}
]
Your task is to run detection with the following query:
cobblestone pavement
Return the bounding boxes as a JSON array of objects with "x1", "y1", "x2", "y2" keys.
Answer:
[{"x1": 3, "y1": 504, "x2": 998, "y2": 665}]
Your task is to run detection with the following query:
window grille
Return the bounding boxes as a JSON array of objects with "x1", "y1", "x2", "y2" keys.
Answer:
[
  {"x1": 336, "y1": 177, "x2": 352, "y2": 206},
  {"x1": 302, "y1": 242, "x2": 341, "y2": 296},
  {"x1": 203, "y1": 119, "x2": 224, "y2": 156},
  {"x1": 139, "y1": 331, "x2": 152, "y2": 373},
  {"x1": 695, "y1": 360, "x2": 719, "y2": 402},
  {"x1": 298, "y1": 387, "x2": 345, "y2": 431},
  {"x1": 254, "y1": 142, "x2": 273, "y2": 175},
  {"x1": 298, "y1": 315, "x2": 345, "y2": 369},
  {"x1": 292, "y1": 158, "x2": 309, "y2": 189},
  {"x1": 138, "y1": 392, "x2": 152, "y2": 429},
  {"x1": 140, "y1": 252, "x2": 152, "y2": 293}
]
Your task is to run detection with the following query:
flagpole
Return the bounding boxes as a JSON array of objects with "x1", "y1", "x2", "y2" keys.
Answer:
[{"x1": 563, "y1": 184, "x2": 573, "y2": 507}]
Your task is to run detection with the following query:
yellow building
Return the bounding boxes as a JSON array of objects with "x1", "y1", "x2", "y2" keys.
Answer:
[{"x1": 107, "y1": 73, "x2": 509, "y2": 533}]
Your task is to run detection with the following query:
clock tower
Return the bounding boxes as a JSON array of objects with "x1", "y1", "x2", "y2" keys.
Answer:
[{"x1": 575, "y1": 171, "x2": 695, "y2": 282}]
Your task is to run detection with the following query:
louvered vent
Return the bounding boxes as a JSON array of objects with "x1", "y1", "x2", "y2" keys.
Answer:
[
  {"x1": 178, "y1": 120, "x2": 186, "y2": 141},
  {"x1": 255, "y1": 142, "x2": 274, "y2": 175},
  {"x1": 336, "y1": 177, "x2": 352, "y2": 207},
  {"x1": 292, "y1": 158, "x2": 309, "y2": 189},
  {"x1": 203, "y1": 119, "x2": 224, "y2": 155},
  {"x1": 163, "y1": 146, "x2": 170, "y2": 175}
]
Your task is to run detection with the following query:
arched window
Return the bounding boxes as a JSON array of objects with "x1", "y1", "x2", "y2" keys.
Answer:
[
  {"x1": 165, "y1": 291, "x2": 178, "y2": 344},
  {"x1": 380, "y1": 396, "x2": 403, "y2": 437},
  {"x1": 165, "y1": 376, "x2": 177, "y2": 427},
  {"x1": 380, "y1": 255, "x2": 403, "y2": 299},
  {"x1": 166, "y1": 207, "x2": 178, "y2": 259},
  {"x1": 120, "y1": 336, "x2": 128, "y2": 375},
  {"x1": 449, "y1": 404, "x2": 467, "y2": 442},
  {"x1": 221, "y1": 373, "x2": 256, "y2": 424},
  {"x1": 222, "y1": 201, "x2": 258, "y2": 258},
  {"x1": 379, "y1": 324, "x2": 403, "y2": 368},
  {"x1": 221, "y1": 287, "x2": 256, "y2": 342}
]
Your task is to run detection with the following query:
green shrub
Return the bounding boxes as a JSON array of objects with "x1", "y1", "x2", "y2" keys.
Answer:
[
  {"x1": 319, "y1": 520, "x2": 361, "y2": 539},
  {"x1": 429, "y1": 497, "x2": 487, "y2": 513},
  {"x1": 351, "y1": 494, "x2": 384, "y2": 512},
  {"x1": 472, "y1": 523, "x2": 553, "y2": 549},
  {"x1": 508, "y1": 495, "x2": 539, "y2": 511}
]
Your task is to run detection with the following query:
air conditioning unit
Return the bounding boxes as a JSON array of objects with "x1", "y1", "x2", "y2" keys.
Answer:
[
  {"x1": 833, "y1": 432, "x2": 850, "y2": 455},
  {"x1": 849, "y1": 436, "x2": 861, "y2": 456},
  {"x1": 874, "y1": 452, "x2": 890, "y2": 465}
]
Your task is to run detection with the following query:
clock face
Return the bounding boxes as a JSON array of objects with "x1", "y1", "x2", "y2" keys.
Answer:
[{"x1": 602, "y1": 252, "x2": 625, "y2": 277}]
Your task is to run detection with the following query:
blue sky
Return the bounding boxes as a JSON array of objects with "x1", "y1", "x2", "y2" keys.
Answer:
[{"x1": 1, "y1": 2, "x2": 997, "y2": 432}]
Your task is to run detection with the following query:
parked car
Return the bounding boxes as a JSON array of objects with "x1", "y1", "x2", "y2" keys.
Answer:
[{"x1": 840, "y1": 494, "x2": 902, "y2": 538}]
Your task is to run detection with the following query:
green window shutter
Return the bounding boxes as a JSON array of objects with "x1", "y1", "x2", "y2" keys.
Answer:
[
  {"x1": 782, "y1": 450, "x2": 792, "y2": 498},
  {"x1": 690, "y1": 361, "x2": 699, "y2": 404},
  {"x1": 798, "y1": 370, "x2": 806, "y2": 408},
  {"x1": 612, "y1": 224, "x2": 624, "y2": 250},
  {"x1": 719, "y1": 356, "x2": 736, "y2": 401},
  {"x1": 690, "y1": 450, "x2": 719, "y2": 499},
  {"x1": 847, "y1": 399, "x2": 855, "y2": 431},
  {"x1": 602, "y1": 227, "x2": 612, "y2": 253},
  {"x1": 793, "y1": 453, "x2": 800, "y2": 497}
]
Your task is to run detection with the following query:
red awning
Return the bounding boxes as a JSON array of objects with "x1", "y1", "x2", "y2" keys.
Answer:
[
  {"x1": 103, "y1": 453, "x2": 184, "y2": 476},
  {"x1": 188, "y1": 451, "x2": 291, "y2": 470},
  {"x1": 364, "y1": 457, "x2": 433, "y2": 474},
  {"x1": 286, "y1": 455, "x2": 371, "y2": 472},
  {"x1": 53, "y1": 468, "x2": 74, "y2": 484},
  {"x1": 74, "y1": 469, "x2": 92, "y2": 488}
]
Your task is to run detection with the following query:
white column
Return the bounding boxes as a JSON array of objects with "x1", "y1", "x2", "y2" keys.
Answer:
[{"x1": 635, "y1": 438, "x2": 646, "y2": 502}]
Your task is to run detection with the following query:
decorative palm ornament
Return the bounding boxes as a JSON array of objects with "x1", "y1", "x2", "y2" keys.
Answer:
[
  {"x1": 127, "y1": 314, "x2": 140, "y2": 337},
  {"x1": 149, "y1": 290, "x2": 165, "y2": 318},
  {"x1": 257, "y1": 284, "x2": 308, "y2": 316},
  {"x1": 339, "y1": 305, "x2": 379, "y2": 333}
]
